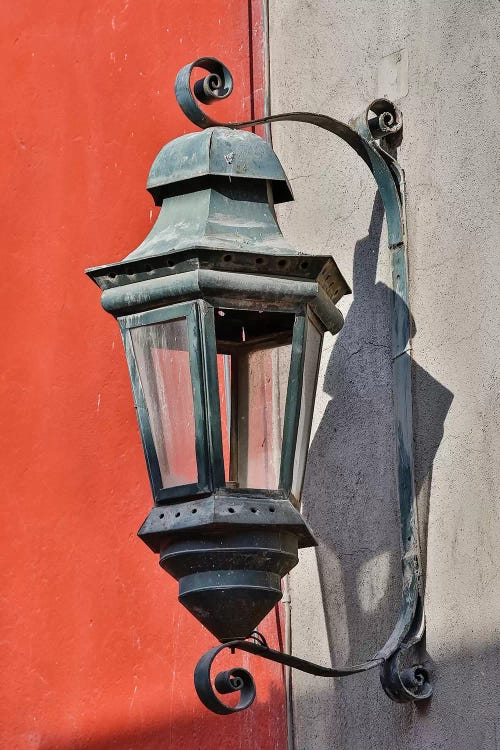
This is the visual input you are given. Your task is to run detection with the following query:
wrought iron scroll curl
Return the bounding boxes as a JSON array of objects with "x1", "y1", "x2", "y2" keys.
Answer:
[
  {"x1": 194, "y1": 642, "x2": 256, "y2": 715},
  {"x1": 176, "y1": 58, "x2": 431, "y2": 712},
  {"x1": 194, "y1": 633, "x2": 385, "y2": 715}
]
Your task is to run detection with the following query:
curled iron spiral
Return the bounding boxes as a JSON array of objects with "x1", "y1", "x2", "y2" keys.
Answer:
[{"x1": 194, "y1": 643, "x2": 256, "y2": 715}]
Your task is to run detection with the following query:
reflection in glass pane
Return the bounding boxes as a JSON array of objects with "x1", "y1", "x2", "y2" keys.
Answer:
[
  {"x1": 291, "y1": 317, "x2": 322, "y2": 501},
  {"x1": 215, "y1": 310, "x2": 293, "y2": 490},
  {"x1": 131, "y1": 318, "x2": 198, "y2": 489}
]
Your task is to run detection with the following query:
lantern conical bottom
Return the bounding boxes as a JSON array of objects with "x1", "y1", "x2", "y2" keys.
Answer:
[
  {"x1": 178, "y1": 569, "x2": 282, "y2": 642},
  {"x1": 159, "y1": 528, "x2": 300, "y2": 642}
]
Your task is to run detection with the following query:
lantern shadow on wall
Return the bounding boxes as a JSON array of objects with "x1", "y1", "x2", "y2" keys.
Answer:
[
  {"x1": 304, "y1": 192, "x2": 453, "y2": 667},
  {"x1": 86, "y1": 57, "x2": 440, "y2": 714}
]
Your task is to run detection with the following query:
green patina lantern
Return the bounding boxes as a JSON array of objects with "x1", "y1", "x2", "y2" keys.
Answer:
[
  {"x1": 86, "y1": 124, "x2": 349, "y2": 642},
  {"x1": 87, "y1": 57, "x2": 434, "y2": 715}
]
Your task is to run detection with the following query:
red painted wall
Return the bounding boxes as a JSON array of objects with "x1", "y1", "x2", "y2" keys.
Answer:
[{"x1": 0, "y1": 2, "x2": 287, "y2": 748}]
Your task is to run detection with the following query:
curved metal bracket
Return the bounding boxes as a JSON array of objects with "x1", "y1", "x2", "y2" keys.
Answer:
[
  {"x1": 175, "y1": 58, "x2": 404, "y2": 246},
  {"x1": 175, "y1": 58, "x2": 431, "y2": 712},
  {"x1": 194, "y1": 633, "x2": 431, "y2": 714}
]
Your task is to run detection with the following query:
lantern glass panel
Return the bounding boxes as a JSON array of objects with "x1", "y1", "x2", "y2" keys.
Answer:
[
  {"x1": 291, "y1": 316, "x2": 323, "y2": 501},
  {"x1": 130, "y1": 317, "x2": 198, "y2": 489},
  {"x1": 214, "y1": 310, "x2": 293, "y2": 490}
]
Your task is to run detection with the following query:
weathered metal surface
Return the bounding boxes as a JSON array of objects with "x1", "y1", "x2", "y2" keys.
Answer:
[
  {"x1": 174, "y1": 57, "x2": 431, "y2": 710},
  {"x1": 102, "y1": 269, "x2": 334, "y2": 324},
  {"x1": 161, "y1": 530, "x2": 299, "y2": 641},
  {"x1": 137, "y1": 493, "x2": 317, "y2": 552},
  {"x1": 85, "y1": 100, "x2": 350, "y2": 336},
  {"x1": 88, "y1": 249, "x2": 348, "y2": 333},
  {"x1": 147, "y1": 127, "x2": 293, "y2": 205},
  {"x1": 350, "y1": 103, "x2": 428, "y2": 701}
]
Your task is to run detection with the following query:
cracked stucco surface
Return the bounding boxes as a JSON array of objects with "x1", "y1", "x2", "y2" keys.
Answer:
[{"x1": 268, "y1": 1, "x2": 500, "y2": 748}]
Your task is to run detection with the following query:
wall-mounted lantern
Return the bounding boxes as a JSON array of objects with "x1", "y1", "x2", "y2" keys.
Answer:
[{"x1": 87, "y1": 58, "x2": 432, "y2": 714}]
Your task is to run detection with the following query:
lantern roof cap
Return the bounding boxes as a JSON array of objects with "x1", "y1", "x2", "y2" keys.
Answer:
[{"x1": 147, "y1": 127, "x2": 293, "y2": 205}]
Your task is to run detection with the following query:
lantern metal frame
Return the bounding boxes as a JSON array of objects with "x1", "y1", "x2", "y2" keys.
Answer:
[
  {"x1": 121, "y1": 300, "x2": 217, "y2": 503},
  {"x1": 120, "y1": 297, "x2": 326, "y2": 504},
  {"x1": 168, "y1": 57, "x2": 432, "y2": 712}
]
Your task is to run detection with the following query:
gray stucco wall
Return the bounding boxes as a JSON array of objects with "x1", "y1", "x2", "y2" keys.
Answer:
[{"x1": 268, "y1": 2, "x2": 500, "y2": 748}]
